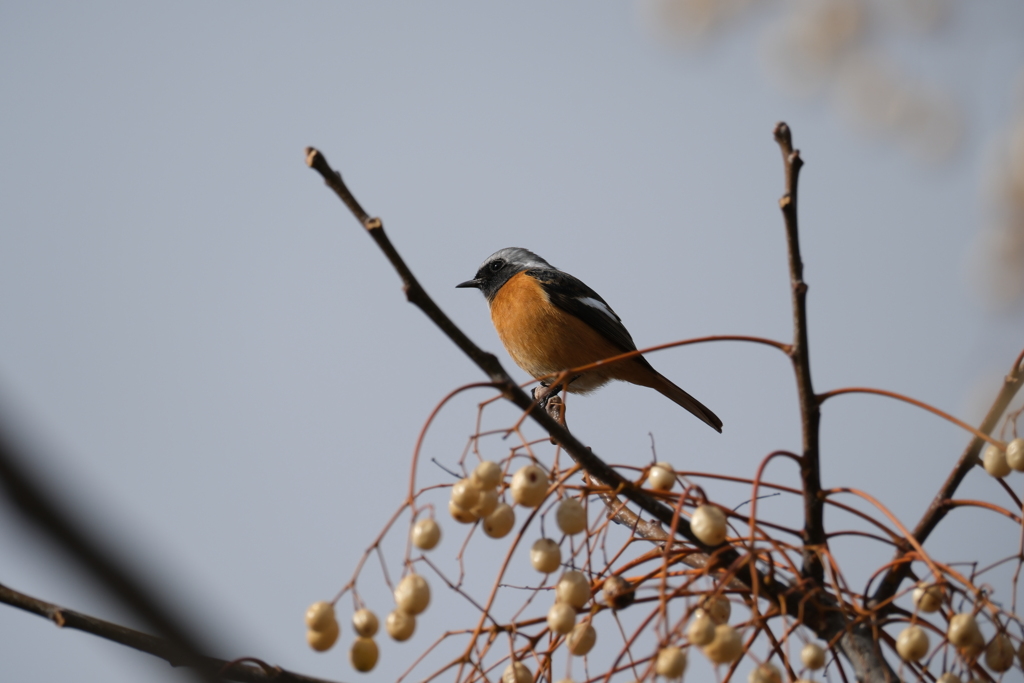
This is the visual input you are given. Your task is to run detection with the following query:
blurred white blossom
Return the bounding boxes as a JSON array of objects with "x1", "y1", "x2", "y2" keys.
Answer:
[
  {"x1": 833, "y1": 53, "x2": 961, "y2": 161},
  {"x1": 643, "y1": 0, "x2": 964, "y2": 163},
  {"x1": 973, "y1": 98, "x2": 1024, "y2": 308},
  {"x1": 637, "y1": 0, "x2": 759, "y2": 44},
  {"x1": 763, "y1": 0, "x2": 865, "y2": 95}
]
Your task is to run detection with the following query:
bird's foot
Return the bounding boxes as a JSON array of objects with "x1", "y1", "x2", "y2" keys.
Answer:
[
  {"x1": 533, "y1": 383, "x2": 561, "y2": 411},
  {"x1": 545, "y1": 395, "x2": 568, "y2": 444}
]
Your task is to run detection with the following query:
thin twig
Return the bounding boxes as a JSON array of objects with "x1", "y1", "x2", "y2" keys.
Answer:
[{"x1": 818, "y1": 386, "x2": 1005, "y2": 447}]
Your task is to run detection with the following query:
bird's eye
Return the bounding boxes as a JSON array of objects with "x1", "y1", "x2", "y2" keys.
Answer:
[{"x1": 489, "y1": 259, "x2": 504, "y2": 272}]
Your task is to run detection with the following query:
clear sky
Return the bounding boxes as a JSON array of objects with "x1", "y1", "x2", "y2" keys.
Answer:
[{"x1": 2, "y1": 3, "x2": 1023, "y2": 682}]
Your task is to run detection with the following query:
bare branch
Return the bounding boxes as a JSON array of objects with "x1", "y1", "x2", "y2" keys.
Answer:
[{"x1": 773, "y1": 122, "x2": 825, "y2": 584}]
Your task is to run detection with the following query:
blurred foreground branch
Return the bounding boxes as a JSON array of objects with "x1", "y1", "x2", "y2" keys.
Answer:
[
  {"x1": 0, "y1": 412, "x2": 219, "y2": 682},
  {"x1": 0, "y1": 582, "x2": 339, "y2": 683}
]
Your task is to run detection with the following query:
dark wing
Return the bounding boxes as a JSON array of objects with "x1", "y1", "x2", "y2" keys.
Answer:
[
  {"x1": 532, "y1": 268, "x2": 722, "y2": 431},
  {"x1": 528, "y1": 268, "x2": 641, "y2": 354}
]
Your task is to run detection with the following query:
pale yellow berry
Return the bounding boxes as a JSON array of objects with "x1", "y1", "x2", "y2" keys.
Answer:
[
  {"x1": 412, "y1": 518, "x2": 441, "y2": 550},
  {"x1": 1007, "y1": 438, "x2": 1024, "y2": 471},
  {"x1": 472, "y1": 488, "x2": 499, "y2": 517},
  {"x1": 349, "y1": 637, "x2": 379, "y2": 672},
  {"x1": 451, "y1": 477, "x2": 482, "y2": 509},
  {"x1": 306, "y1": 620, "x2": 339, "y2": 652},
  {"x1": 800, "y1": 642, "x2": 826, "y2": 670},
  {"x1": 449, "y1": 499, "x2": 479, "y2": 524},
  {"x1": 472, "y1": 460, "x2": 503, "y2": 489},
  {"x1": 691, "y1": 505, "x2": 728, "y2": 546},
  {"x1": 748, "y1": 662, "x2": 781, "y2": 683},
  {"x1": 352, "y1": 608, "x2": 379, "y2": 638},
  {"x1": 385, "y1": 609, "x2": 415, "y2": 641},
  {"x1": 530, "y1": 538, "x2": 561, "y2": 573},
  {"x1": 688, "y1": 613, "x2": 715, "y2": 646},
  {"x1": 511, "y1": 464, "x2": 549, "y2": 507},
  {"x1": 912, "y1": 583, "x2": 943, "y2": 613},
  {"x1": 655, "y1": 645, "x2": 688, "y2": 677},
  {"x1": 703, "y1": 624, "x2": 742, "y2": 664},
  {"x1": 704, "y1": 596, "x2": 731, "y2": 625},
  {"x1": 985, "y1": 634, "x2": 1014, "y2": 672},
  {"x1": 602, "y1": 575, "x2": 635, "y2": 610},
  {"x1": 547, "y1": 602, "x2": 576, "y2": 634},
  {"x1": 648, "y1": 462, "x2": 676, "y2": 491},
  {"x1": 936, "y1": 673, "x2": 961, "y2": 683},
  {"x1": 483, "y1": 503, "x2": 515, "y2": 538},
  {"x1": 556, "y1": 570, "x2": 591, "y2": 608},
  {"x1": 394, "y1": 574, "x2": 430, "y2": 615},
  {"x1": 896, "y1": 625, "x2": 929, "y2": 662},
  {"x1": 305, "y1": 601, "x2": 337, "y2": 632},
  {"x1": 502, "y1": 661, "x2": 531, "y2": 683},
  {"x1": 556, "y1": 498, "x2": 587, "y2": 535},
  {"x1": 483, "y1": 501, "x2": 516, "y2": 540},
  {"x1": 567, "y1": 622, "x2": 596, "y2": 656},
  {"x1": 982, "y1": 443, "x2": 1010, "y2": 478},
  {"x1": 948, "y1": 613, "x2": 983, "y2": 650}
]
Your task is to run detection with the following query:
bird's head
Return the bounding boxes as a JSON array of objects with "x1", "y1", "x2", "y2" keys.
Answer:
[{"x1": 456, "y1": 247, "x2": 553, "y2": 302}]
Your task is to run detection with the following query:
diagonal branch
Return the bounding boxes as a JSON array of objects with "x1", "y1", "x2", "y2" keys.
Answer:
[
  {"x1": 0, "y1": 583, "x2": 340, "y2": 683},
  {"x1": 304, "y1": 147, "x2": 717, "y2": 555},
  {"x1": 869, "y1": 349, "x2": 1024, "y2": 608},
  {"x1": 773, "y1": 122, "x2": 825, "y2": 583}
]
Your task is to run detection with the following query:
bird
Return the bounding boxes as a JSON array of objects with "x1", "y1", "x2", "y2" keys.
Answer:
[{"x1": 457, "y1": 247, "x2": 722, "y2": 432}]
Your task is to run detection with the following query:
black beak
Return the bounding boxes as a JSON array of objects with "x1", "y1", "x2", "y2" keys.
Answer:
[{"x1": 456, "y1": 278, "x2": 482, "y2": 289}]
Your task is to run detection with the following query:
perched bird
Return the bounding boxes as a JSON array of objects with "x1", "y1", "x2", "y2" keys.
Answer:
[{"x1": 457, "y1": 247, "x2": 722, "y2": 432}]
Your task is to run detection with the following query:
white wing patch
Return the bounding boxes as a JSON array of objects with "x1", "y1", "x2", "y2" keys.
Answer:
[{"x1": 579, "y1": 296, "x2": 618, "y2": 322}]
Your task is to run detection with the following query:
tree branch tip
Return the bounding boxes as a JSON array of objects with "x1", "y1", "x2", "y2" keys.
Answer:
[
  {"x1": 304, "y1": 146, "x2": 322, "y2": 167},
  {"x1": 773, "y1": 122, "x2": 791, "y2": 141},
  {"x1": 304, "y1": 147, "x2": 344, "y2": 188}
]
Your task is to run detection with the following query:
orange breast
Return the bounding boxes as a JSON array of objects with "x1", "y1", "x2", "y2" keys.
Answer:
[{"x1": 489, "y1": 272, "x2": 642, "y2": 393}]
